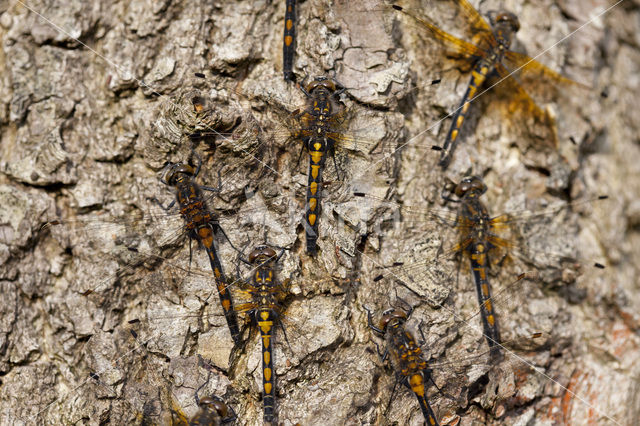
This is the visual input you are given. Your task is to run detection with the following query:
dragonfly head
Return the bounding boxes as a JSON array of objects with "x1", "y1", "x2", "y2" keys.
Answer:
[
  {"x1": 199, "y1": 396, "x2": 229, "y2": 418},
  {"x1": 490, "y1": 11, "x2": 520, "y2": 34},
  {"x1": 455, "y1": 175, "x2": 487, "y2": 197},
  {"x1": 380, "y1": 309, "x2": 408, "y2": 331},
  {"x1": 161, "y1": 163, "x2": 196, "y2": 185},
  {"x1": 249, "y1": 245, "x2": 278, "y2": 265}
]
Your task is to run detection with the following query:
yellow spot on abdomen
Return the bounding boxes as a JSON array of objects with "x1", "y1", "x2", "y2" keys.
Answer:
[
  {"x1": 309, "y1": 198, "x2": 317, "y2": 211},
  {"x1": 264, "y1": 351, "x2": 270, "y2": 364},
  {"x1": 264, "y1": 382, "x2": 272, "y2": 394},
  {"x1": 487, "y1": 314, "x2": 495, "y2": 326},
  {"x1": 286, "y1": 19, "x2": 293, "y2": 30},
  {"x1": 222, "y1": 299, "x2": 231, "y2": 311},
  {"x1": 308, "y1": 214, "x2": 317, "y2": 226},
  {"x1": 264, "y1": 367, "x2": 272, "y2": 381},
  {"x1": 310, "y1": 182, "x2": 318, "y2": 195},
  {"x1": 456, "y1": 115, "x2": 464, "y2": 128},
  {"x1": 285, "y1": 35, "x2": 293, "y2": 46},
  {"x1": 409, "y1": 374, "x2": 425, "y2": 396},
  {"x1": 311, "y1": 164, "x2": 320, "y2": 179},
  {"x1": 451, "y1": 129, "x2": 459, "y2": 141}
]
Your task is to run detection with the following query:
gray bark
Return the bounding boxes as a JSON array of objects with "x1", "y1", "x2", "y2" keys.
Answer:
[{"x1": 0, "y1": 0, "x2": 638, "y2": 425}]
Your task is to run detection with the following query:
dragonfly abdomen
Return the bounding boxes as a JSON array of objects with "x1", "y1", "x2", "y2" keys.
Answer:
[
  {"x1": 439, "y1": 61, "x2": 491, "y2": 168},
  {"x1": 305, "y1": 137, "x2": 329, "y2": 255},
  {"x1": 257, "y1": 308, "x2": 277, "y2": 423},
  {"x1": 409, "y1": 372, "x2": 440, "y2": 426},
  {"x1": 283, "y1": 0, "x2": 296, "y2": 81},
  {"x1": 468, "y1": 242, "x2": 500, "y2": 350},
  {"x1": 196, "y1": 225, "x2": 241, "y2": 345}
]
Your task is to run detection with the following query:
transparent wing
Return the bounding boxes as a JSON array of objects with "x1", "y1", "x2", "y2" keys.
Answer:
[
  {"x1": 503, "y1": 50, "x2": 592, "y2": 103},
  {"x1": 391, "y1": 3, "x2": 488, "y2": 58},
  {"x1": 350, "y1": 189, "x2": 607, "y2": 298},
  {"x1": 231, "y1": 77, "x2": 403, "y2": 176}
]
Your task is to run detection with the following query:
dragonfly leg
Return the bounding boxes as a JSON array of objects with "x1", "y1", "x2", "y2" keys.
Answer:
[
  {"x1": 395, "y1": 297, "x2": 413, "y2": 319},
  {"x1": 150, "y1": 196, "x2": 176, "y2": 212},
  {"x1": 363, "y1": 306, "x2": 384, "y2": 334},
  {"x1": 200, "y1": 168, "x2": 223, "y2": 194},
  {"x1": 383, "y1": 377, "x2": 401, "y2": 419},
  {"x1": 194, "y1": 369, "x2": 213, "y2": 405}
]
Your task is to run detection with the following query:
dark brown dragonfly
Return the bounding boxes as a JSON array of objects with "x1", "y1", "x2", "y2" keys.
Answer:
[{"x1": 391, "y1": 0, "x2": 589, "y2": 168}]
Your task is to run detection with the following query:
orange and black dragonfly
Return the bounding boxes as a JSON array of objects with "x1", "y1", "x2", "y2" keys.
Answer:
[
  {"x1": 232, "y1": 245, "x2": 289, "y2": 424},
  {"x1": 366, "y1": 306, "x2": 440, "y2": 425},
  {"x1": 350, "y1": 175, "x2": 607, "y2": 351},
  {"x1": 391, "y1": 0, "x2": 588, "y2": 168},
  {"x1": 364, "y1": 281, "x2": 548, "y2": 425},
  {"x1": 233, "y1": 75, "x2": 397, "y2": 256}
]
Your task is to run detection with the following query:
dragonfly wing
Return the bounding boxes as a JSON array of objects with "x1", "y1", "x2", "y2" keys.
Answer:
[
  {"x1": 504, "y1": 50, "x2": 591, "y2": 102},
  {"x1": 490, "y1": 62, "x2": 558, "y2": 151},
  {"x1": 392, "y1": 4, "x2": 487, "y2": 58}
]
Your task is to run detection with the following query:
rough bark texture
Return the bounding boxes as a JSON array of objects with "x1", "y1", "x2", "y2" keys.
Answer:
[{"x1": 0, "y1": 0, "x2": 638, "y2": 425}]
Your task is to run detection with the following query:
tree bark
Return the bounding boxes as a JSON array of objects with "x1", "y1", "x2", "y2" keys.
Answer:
[{"x1": 0, "y1": 0, "x2": 638, "y2": 425}]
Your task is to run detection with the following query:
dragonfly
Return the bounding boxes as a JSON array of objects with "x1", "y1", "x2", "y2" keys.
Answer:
[
  {"x1": 38, "y1": 76, "x2": 283, "y2": 348},
  {"x1": 390, "y1": 0, "x2": 589, "y2": 168},
  {"x1": 283, "y1": 0, "x2": 297, "y2": 81},
  {"x1": 232, "y1": 74, "x2": 399, "y2": 256},
  {"x1": 348, "y1": 175, "x2": 607, "y2": 352},
  {"x1": 231, "y1": 245, "x2": 289, "y2": 424},
  {"x1": 365, "y1": 306, "x2": 440, "y2": 425},
  {"x1": 363, "y1": 283, "x2": 547, "y2": 426}
]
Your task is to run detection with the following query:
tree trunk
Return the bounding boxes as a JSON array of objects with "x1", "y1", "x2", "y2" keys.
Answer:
[{"x1": 0, "y1": 0, "x2": 637, "y2": 425}]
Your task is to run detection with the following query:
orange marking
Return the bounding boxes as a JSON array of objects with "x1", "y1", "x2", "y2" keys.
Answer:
[
  {"x1": 451, "y1": 129, "x2": 458, "y2": 141},
  {"x1": 456, "y1": 115, "x2": 464, "y2": 128},
  {"x1": 310, "y1": 182, "x2": 318, "y2": 195},
  {"x1": 462, "y1": 101, "x2": 470, "y2": 114},
  {"x1": 487, "y1": 314, "x2": 495, "y2": 326},
  {"x1": 213, "y1": 267, "x2": 221, "y2": 279},
  {"x1": 264, "y1": 367, "x2": 272, "y2": 381},
  {"x1": 262, "y1": 335, "x2": 271, "y2": 347},
  {"x1": 481, "y1": 283, "x2": 489, "y2": 296},
  {"x1": 285, "y1": 35, "x2": 293, "y2": 46},
  {"x1": 309, "y1": 198, "x2": 317, "y2": 211},
  {"x1": 468, "y1": 85, "x2": 477, "y2": 99},
  {"x1": 222, "y1": 299, "x2": 231, "y2": 311},
  {"x1": 484, "y1": 299, "x2": 493, "y2": 312},
  {"x1": 194, "y1": 102, "x2": 204, "y2": 113},
  {"x1": 286, "y1": 19, "x2": 293, "y2": 30},
  {"x1": 308, "y1": 214, "x2": 316, "y2": 226},
  {"x1": 429, "y1": 416, "x2": 436, "y2": 425},
  {"x1": 311, "y1": 164, "x2": 320, "y2": 179},
  {"x1": 310, "y1": 150, "x2": 323, "y2": 164},
  {"x1": 409, "y1": 374, "x2": 425, "y2": 396},
  {"x1": 287, "y1": 5, "x2": 292, "y2": 12},
  {"x1": 264, "y1": 351, "x2": 270, "y2": 364},
  {"x1": 264, "y1": 382, "x2": 272, "y2": 394},
  {"x1": 260, "y1": 311, "x2": 270, "y2": 321}
]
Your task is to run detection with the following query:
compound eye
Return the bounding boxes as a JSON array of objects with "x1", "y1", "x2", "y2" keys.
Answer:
[
  {"x1": 248, "y1": 248, "x2": 262, "y2": 263},
  {"x1": 212, "y1": 399, "x2": 228, "y2": 417},
  {"x1": 455, "y1": 181, "x2": 471, "y2": 197},
  {"x1": 379, "y1": 309, "x2": 407, "y2": 330}
]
